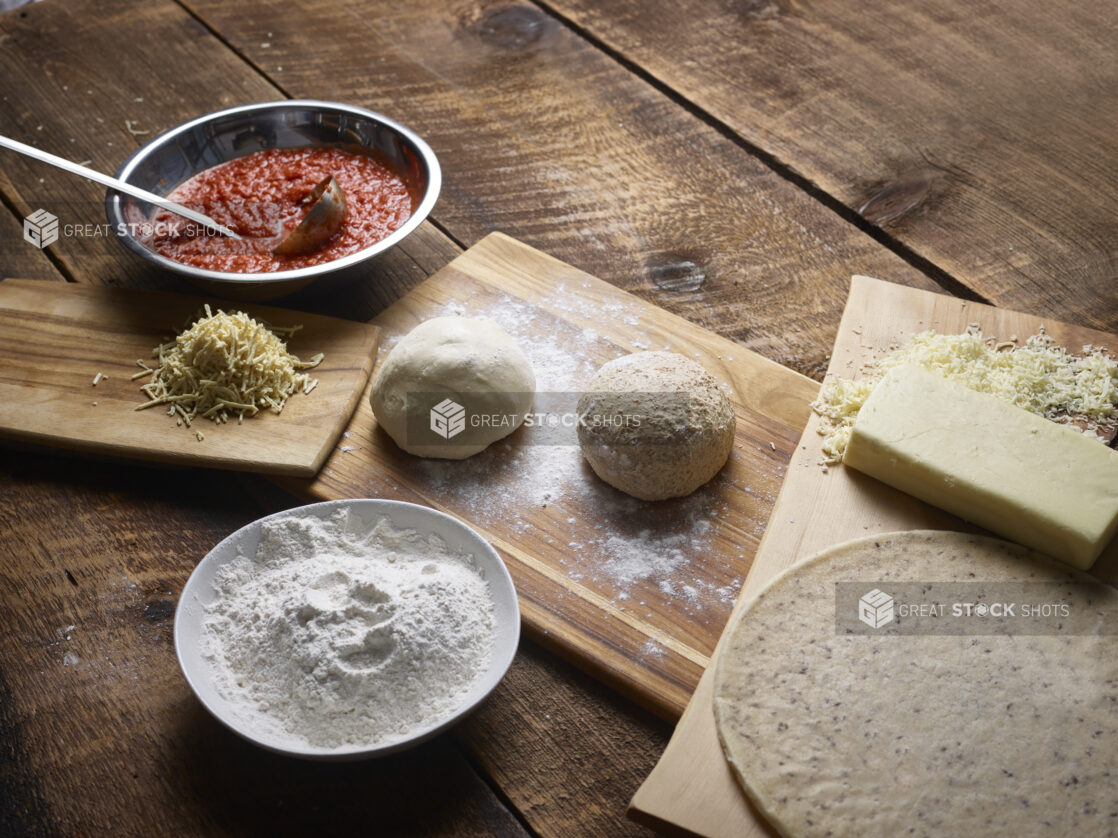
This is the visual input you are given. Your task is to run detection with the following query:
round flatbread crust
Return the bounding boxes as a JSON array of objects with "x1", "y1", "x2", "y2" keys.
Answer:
[{"x1": 713, "y1": 530, "x2": 1118, "y2": 838}]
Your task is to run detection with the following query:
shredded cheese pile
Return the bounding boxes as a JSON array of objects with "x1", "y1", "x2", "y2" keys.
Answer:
[
  {"x1": 134, "y1": 305, "x2": 324, "y2": 429},
  {"x1": 813, "y1": 326, "x2": 1118, "y2": 463}
]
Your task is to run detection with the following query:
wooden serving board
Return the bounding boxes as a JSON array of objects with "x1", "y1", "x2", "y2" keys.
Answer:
[
  {"x1": 0, "y1": 279, "x2": 379, "y2": 476},
  {"x1": 280, "y1": 232, "x2": 818, "y2": 718},
  {"x1": 629, "y1": 275, "x2": 1118, "y2": 836}
]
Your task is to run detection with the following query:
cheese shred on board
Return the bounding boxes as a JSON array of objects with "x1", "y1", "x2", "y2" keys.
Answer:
[
  {"x1": 135, "y1": 305, "x2": 324, "y2": 429},
  {"x1": 813, "y1": 326, "x2": 1118, "y2": 463}
]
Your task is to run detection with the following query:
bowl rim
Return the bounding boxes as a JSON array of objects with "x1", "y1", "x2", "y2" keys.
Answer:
[
  {"x1": 173, "y1": 498, "x2": 520, "y2": 761},
  {"x1": 106, "y1": 99, "x2": 442, "y2": 284}
]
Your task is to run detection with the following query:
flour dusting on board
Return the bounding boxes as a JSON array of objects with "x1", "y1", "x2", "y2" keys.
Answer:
[{"x1": 376, "y1": 287, "x2": 763, "y2": 623}]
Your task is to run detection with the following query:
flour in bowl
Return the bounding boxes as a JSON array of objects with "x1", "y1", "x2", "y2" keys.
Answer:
[{"x1": 201, "y1": 507, "x2": 495, "y2": 749}]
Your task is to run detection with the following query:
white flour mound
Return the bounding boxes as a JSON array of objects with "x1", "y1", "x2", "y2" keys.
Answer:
[{"x1": 201, "y1": 508, "x2": 495, "y2": 749}]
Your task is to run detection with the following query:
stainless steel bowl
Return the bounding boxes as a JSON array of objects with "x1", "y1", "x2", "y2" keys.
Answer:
[{"x1": 105, "y1": 100, "x2": 441, "y2": 298}]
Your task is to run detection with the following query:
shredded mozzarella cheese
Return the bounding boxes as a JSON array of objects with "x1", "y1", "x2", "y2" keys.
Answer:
[
  {"x1": 135, "y1": 305, "x2": 324, "y2": 429},
  {"x1": 814, "y1": 326, "x2": 1118, "y2": 463}
]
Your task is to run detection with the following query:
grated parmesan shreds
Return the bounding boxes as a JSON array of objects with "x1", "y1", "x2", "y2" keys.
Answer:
[
  {"x1": 135, "y1": 305, "x2": 323, "y2": 428},
  {"x1": 813, "y1": 326, "x2": 1118, "y2": 464}
]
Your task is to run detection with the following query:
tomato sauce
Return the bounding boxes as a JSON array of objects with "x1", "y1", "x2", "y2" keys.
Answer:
[{"x1": 146, "y1": 147, "x2": 415, "y2": 273}]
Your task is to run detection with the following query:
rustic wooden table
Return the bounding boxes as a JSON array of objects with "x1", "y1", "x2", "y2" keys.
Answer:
[{"x1": 0, "y1": 0, "x2": 1113, "y2": 835}]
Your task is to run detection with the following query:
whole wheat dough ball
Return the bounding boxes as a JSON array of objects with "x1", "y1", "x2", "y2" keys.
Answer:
[
  {"x1": 370, "y1": 316, "x2": 535, "y2": 459},
  {"x1": 577, "y1": 351, "x2": 734, "y2": 500}
]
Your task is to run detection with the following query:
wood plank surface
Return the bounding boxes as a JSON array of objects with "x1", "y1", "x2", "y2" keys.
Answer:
[
  {"x1": 630, "y1": 275, "x2": 1118, "y2": 836},
  {"x1": 282, "y1": 232, "x2": 818, "y2": 718},
  {"x1": 456, "y1": 638, "x2": 672, "y2": 837},
  {"x1": 179, "y1": 0, "x2": 943, "y2": 381},
  {"x1": 0, "y1": 280, "x2": 379, "y2": 475},
  {"x1": 0, "y1": 452, "x2": 534, "y2": 838},
  {"x1": 239, "y1": 478, "x2": 673, "y2": 838},
  {"x1": 0, "y1": 3, "x2": 680, "y2": 831},
  {"x1": 7, "y1": 0, "x2": 1111, "y2": 835},
  {"x1": 0, "y1": 0, "x2": 455, "y2": 324},
  {"x1": 0, "y1": 0, "x2": 276, "y2": 290},
  {"x1": 0, "y1": 6, "x2": 674, "y2": 832},
  {"x1": 544, "y1": 0, "x2": 1118, "y2": 328},
  {"x1": 0, "y1": 198, "x2": 67, "y2": 284}
]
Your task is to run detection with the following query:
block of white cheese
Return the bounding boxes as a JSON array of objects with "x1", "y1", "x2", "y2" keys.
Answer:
[{"x1": 843, "y1": 365, "x2": 1118, "y2": 569}]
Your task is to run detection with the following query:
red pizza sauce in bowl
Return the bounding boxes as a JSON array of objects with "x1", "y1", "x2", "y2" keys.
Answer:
[{"x1": 146, "y1": 147, "x2": 416, "y2": 273}]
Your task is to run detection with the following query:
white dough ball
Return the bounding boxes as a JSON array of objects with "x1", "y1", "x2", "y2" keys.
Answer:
[
  {"x1": 370, "y1": 316, "x2": 535, "y2": 459},
  {"x1": 577, "y1": 351, "x2": 735, "y2": 500}
]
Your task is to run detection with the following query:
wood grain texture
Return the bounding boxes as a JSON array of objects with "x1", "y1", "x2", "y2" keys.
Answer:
[
  {"x1": 0, "y1": 452, "x2": 531, "y2": 838},
  {"x1": 9, "y1": 1, "x2": 1111, "y2": 835},
  {"x1": 631, "y1": 276, "x2": 1118, "y2": 836},
  {"x1": 0, "y1": 0, "x2": 277, "y2": 289},
  {"x1": 0, "y1": 280, "x2": 379, "y2": 476},
  {"x1": 0, "y1": 0, "x2": 458, "y2": 324},
  {"x1": 455, "y1": 641, "x2": 672, "y2": 838},
  {"x1": 240, "y1": 474, "x2": 674, "y2": 838},
  {"x1": 179, "y1": 0, "x2": 942, "y2": 380},
  {"x1": 0, "y1": 198, "x2": 67, "y2": 284},
  {"x1": 0, "y1": 0, "x2": 671, "y2": 817},
  {"x1": 278, "y1": 233, "x2": 818, "y2": 718},
  {"x1": 543, "y1": 0, "x2": 1118, "y2": 328}
]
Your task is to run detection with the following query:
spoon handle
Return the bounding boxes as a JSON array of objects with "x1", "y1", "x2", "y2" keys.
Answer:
[{"x1": 0, "y1": 134, "x2": 241, "y2": 240}]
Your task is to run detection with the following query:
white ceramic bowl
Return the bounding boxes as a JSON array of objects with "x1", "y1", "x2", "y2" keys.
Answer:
[{"x1": 174, "y1": 499, "x2": 520, "y2": 760}]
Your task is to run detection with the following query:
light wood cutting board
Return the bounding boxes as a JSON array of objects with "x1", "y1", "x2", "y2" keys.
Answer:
[
  {"x1": 0, "y1": 279, "x2": 379, "y2": 476},
  {"x1": 629, "y1": 275, "x2": 1118, "y2": 836},
  {"x1": 279, "y1": 232, "x2": 819, "y2": 719}
]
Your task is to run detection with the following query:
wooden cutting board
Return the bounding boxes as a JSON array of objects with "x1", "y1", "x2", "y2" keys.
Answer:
[
  {"x1": 629, "y1": 274, "x2": 1118, "y2": 836},
  {"x1": 279, "y1": 232, "x2": 819, "y2": 718},
  {"x1": 0, "y1": 279, "x2": 379, "y2": 476}
]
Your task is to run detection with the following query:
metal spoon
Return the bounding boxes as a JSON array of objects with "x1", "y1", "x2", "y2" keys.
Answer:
[
  {"x1": 273, "y1": 175, "x2": 347, "y2": 256},
  {"x1": 0, "y1": 134, "x2": 241, "y2": 239}
]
